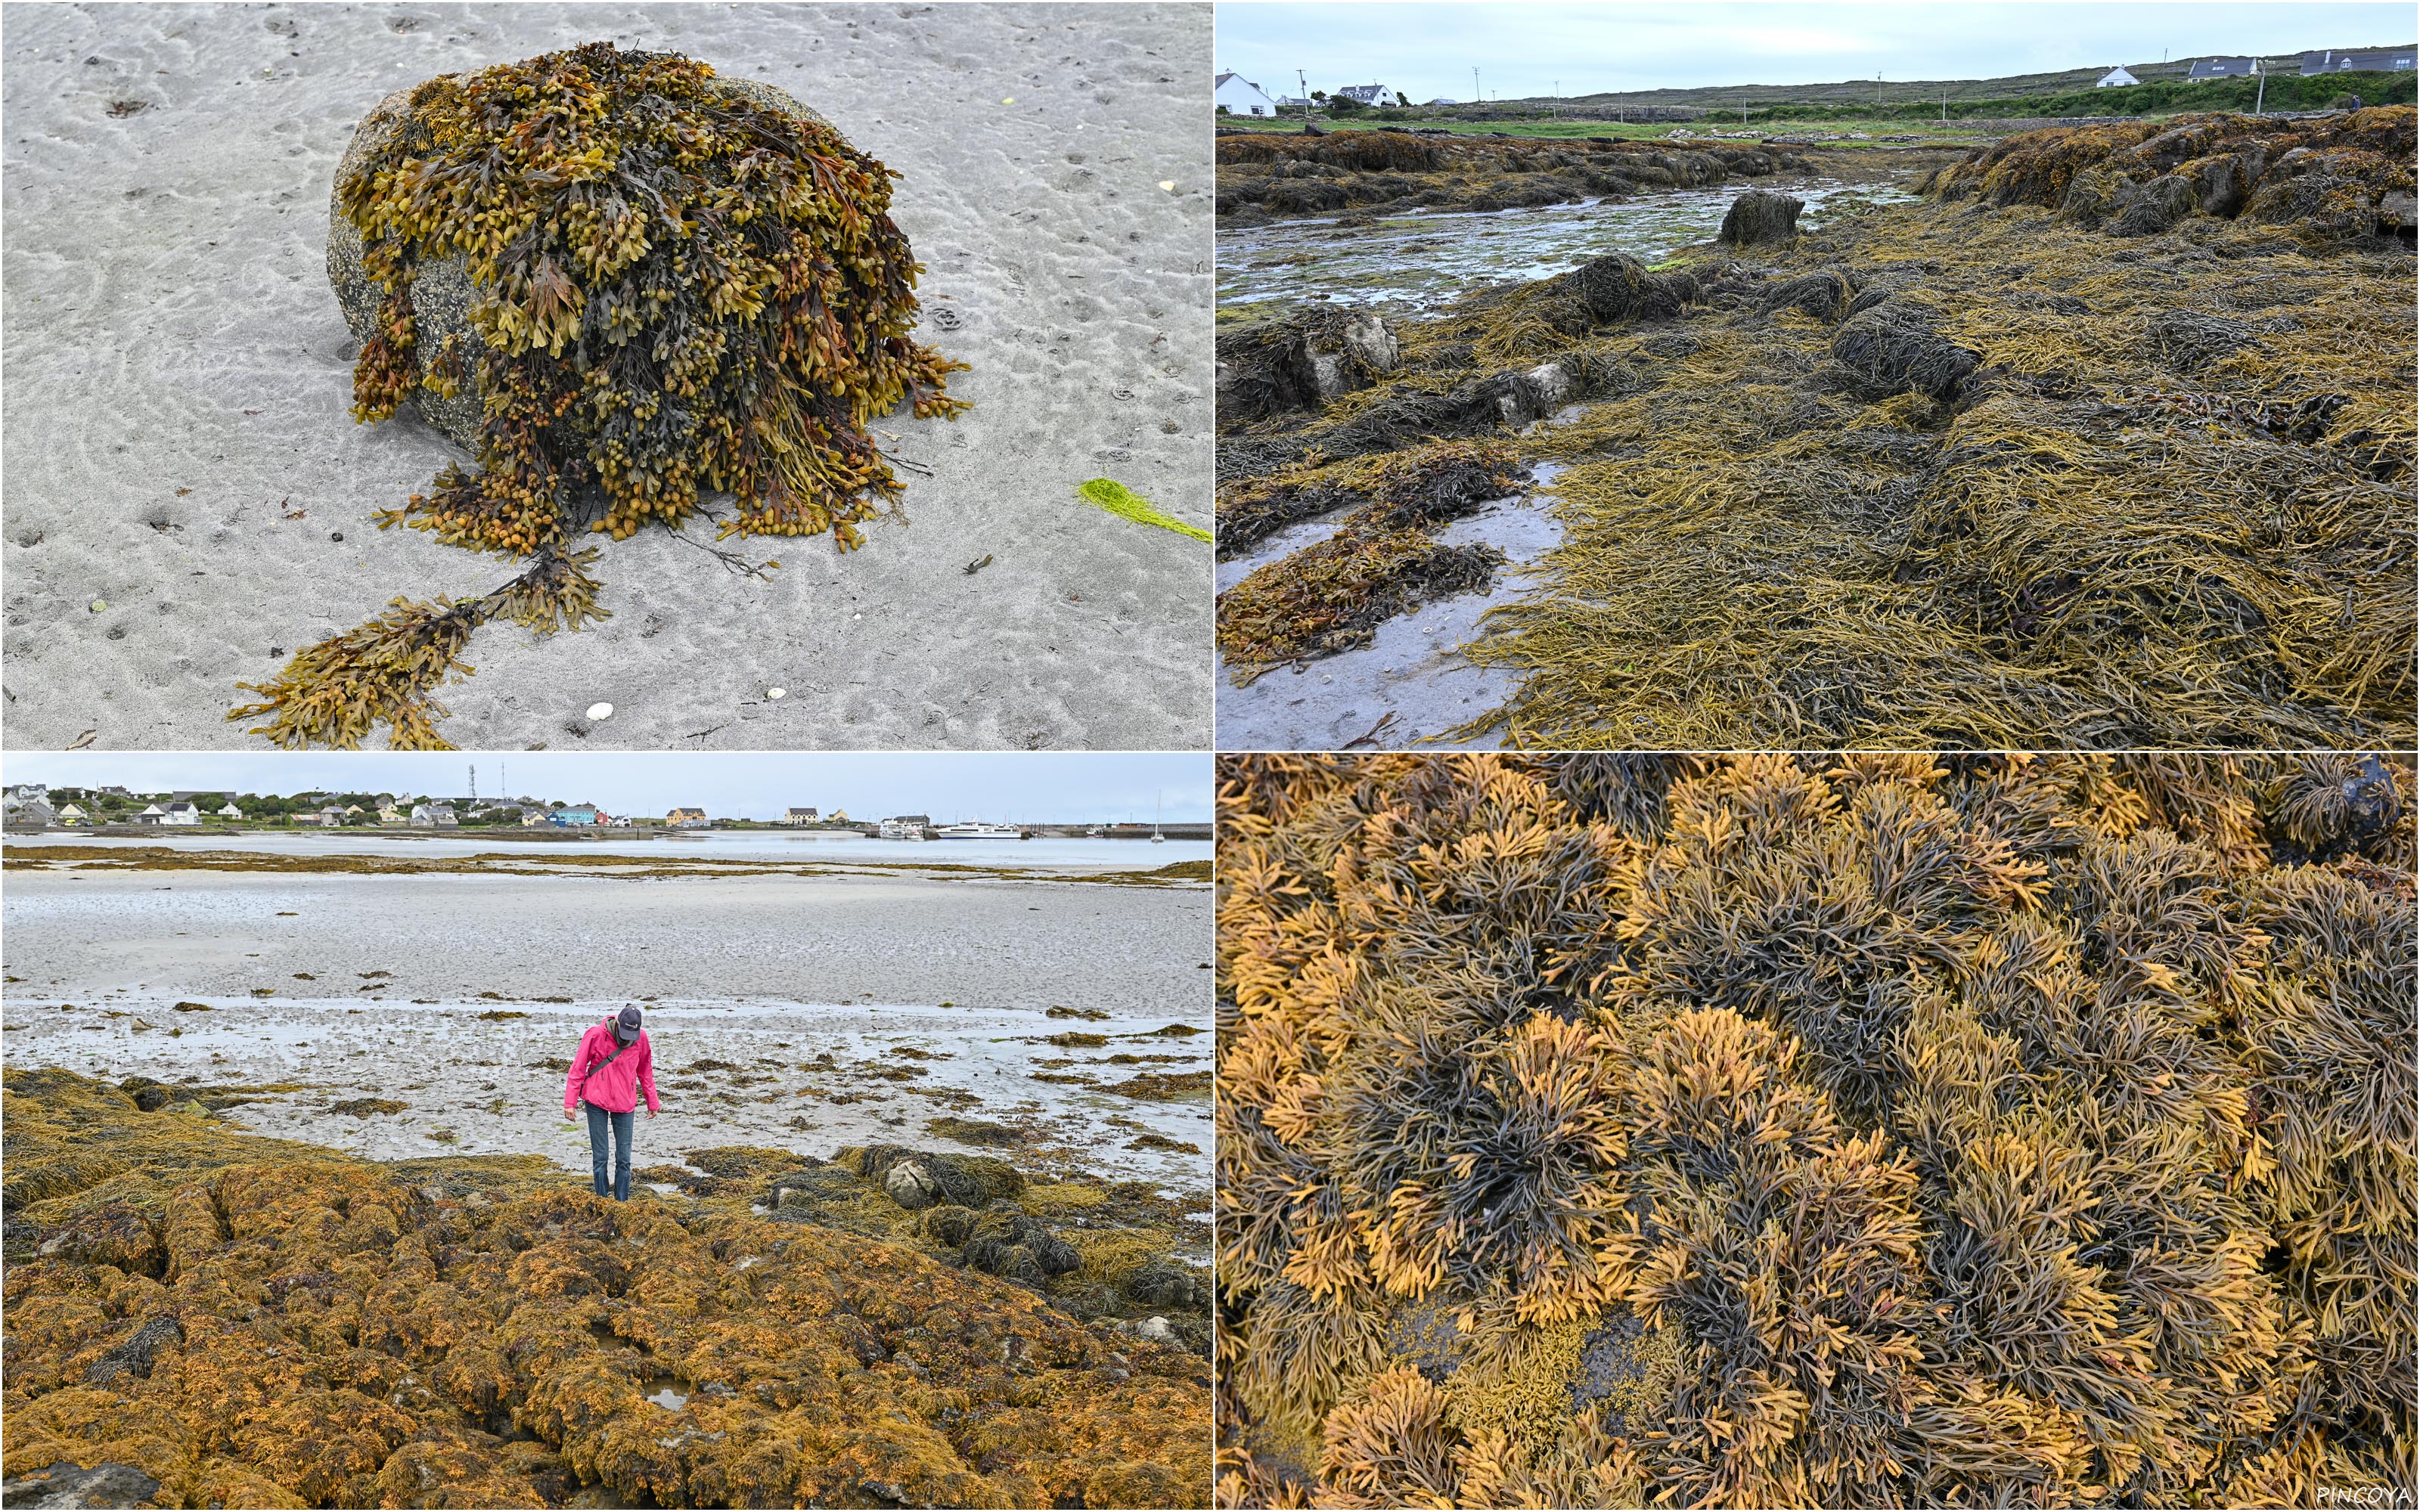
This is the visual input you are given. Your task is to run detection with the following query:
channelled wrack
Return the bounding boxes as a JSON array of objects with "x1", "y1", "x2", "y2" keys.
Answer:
[
  {"x1": 1214, "y1": 752, "x2": 2415, "y2": 1509},
  {"x1": 234, "y1": 43, "x2": 966, "y2": 748}
]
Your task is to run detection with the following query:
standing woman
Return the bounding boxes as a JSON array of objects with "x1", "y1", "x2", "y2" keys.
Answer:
[{"x1": 563, "y1": 1005, "x2": 660, "y2": 1201}]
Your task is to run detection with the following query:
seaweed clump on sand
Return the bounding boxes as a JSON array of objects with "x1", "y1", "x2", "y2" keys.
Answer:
[
  {"x1": 234, "y1": 43, "x2": 965, "y2": 749},
  {"x1": 1214, "y1": 752, "x2": 2415, "y2": 1508},
  {"x1": 1215, "y1": 110, "x2": 2415, "y2": 748},
  {"x1": 1, "y1": 1070, "x2": 1206, "y2": 1507},
  {"x1": 1215, "y1": 440, "x2": 1527, "y2": 675}
]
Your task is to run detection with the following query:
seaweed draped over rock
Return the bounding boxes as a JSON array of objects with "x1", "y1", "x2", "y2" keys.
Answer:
[
  {"x1": 1213, "y1": 752, "x2": 2415, "y2": 1509},
  {"x1": 234, "y1": 43, "x2": 965, "y2": 748},
  {"x1": 0, "y1": 1070, "x2": 1206, "y2": 1508}
]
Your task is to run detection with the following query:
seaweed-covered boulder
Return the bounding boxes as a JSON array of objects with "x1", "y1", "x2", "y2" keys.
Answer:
[
  {"x1": 1124, "y1": 1264, "x2": 1209, "y2": 1311},
  {"x1": 962, "y1": 1213, "x2": 1080, "y2": 1281},
  {"x1": 2110, "y1": 172, "x2": 2198, "y2": 237},
  {"x1": 82, "y1": 1315, "x2": 185, "y2": 1387},
  {"x1": 848, "y1": 1145, "x2": 1025, "y2": 1212},
  {"x1": 1561, "y1": 253, "x2": 1696, "y2": 324},
  {"x1": 1214, "y1": 309, "x2": 1401, "y2": 422},
  {"x1": 919, "y1": 1204, "x2": 977, "y2": 1247},
  {"x1": 1719, "y1": 187, "x2": 1803, "y2": 245},
  {"x1": 1758, "y1": 267, "x2": 1857, "y2": 321},
  {"x1": 328, "y1": 74, "x2": 832, "y2": 451},
  {"x1": 1824, "y1": 297, "x2": 1979, "y2": 401}
]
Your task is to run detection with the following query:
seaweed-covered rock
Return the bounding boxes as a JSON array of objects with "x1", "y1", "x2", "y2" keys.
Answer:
[
  {"x1": 82, "y1": 1315, "x2": 185, "y2": 1387},
  {"x1": 1719, "y1": 187, "x2": 1803, "y2": 245},
  {"x1": 0, "y1": 1463, "x2": 164, "y2": 1510},
  {"x1": 2110, "y1": 172, "x2": 2198, "y2": 237},
  {"x1": 920, "y1": 1204, "x2": 977, "y2": 1247},
  {"x1": 1824, "y1": 297, "x2": 1979, "y2": 401},
  {"x1": 1758, "y1": 267, "x2": 1857, "y2": 321},
  {"x1": 1124, "y1": 1264, "x2": 1208, "y2": 1312},
  {"x1": 1560, "y1": 253, "x2": 1696, "y2": 324},
  {"x1": 849, "y1": 1145, "x2": 1025, "y2": 1211},
  {"x1": 962, "y1": 1213, "x2": 1080, "y2": 1281}
]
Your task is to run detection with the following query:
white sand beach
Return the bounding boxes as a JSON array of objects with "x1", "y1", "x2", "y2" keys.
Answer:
[
  {"x1": 1, "y1": 3, "x2": 1212, "y2": 751},
  {"x1": 2, "y1": 860, "x2": 1214, "y2": 1191}
]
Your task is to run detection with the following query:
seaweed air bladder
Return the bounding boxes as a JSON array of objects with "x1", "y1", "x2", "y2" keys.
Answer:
[
  {"x1": 1214, "y1": 752, "x2": 2415, "y2": 1509},
  {"x1": 232, "y1": 42, "x2": 965, "y2": 749}
]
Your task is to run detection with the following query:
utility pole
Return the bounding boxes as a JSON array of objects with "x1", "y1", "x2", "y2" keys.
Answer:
[
  {"x1": 1473, "y1": 65, "x2": 1481, "y2": 110},
  {"x1": 1297, "y1": 67, "x2": 1311, "y2": 128},
  {"x1": 2254, "y1": 58, "x2": 2265, "y2": 114}
]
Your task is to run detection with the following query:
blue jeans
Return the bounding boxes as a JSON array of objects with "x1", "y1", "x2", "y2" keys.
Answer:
[{"x1": 585, "y1": 1104, "x2": 634, "y2": 1201}]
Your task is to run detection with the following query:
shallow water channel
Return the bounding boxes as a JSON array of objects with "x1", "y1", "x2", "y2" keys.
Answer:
[
  {"x1": 1215, "y1": 461, "x2": 1570, "y2": 751},
  {"x1": 1217, "y1": 176, "x2": 1913, "y2": 313}
]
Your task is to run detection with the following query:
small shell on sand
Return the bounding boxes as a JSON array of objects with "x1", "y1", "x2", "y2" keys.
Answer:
[
  {"x1": 585, "y1": 702, "x2": 614, "y2": 720},
  {"x1": 767, "y1": 687, "x2": 786, "y2": 700}
]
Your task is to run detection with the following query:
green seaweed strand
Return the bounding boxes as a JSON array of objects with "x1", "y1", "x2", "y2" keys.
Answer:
[{"x1": 1076, "y1": 478, "x2": 1210, "y2": 541}]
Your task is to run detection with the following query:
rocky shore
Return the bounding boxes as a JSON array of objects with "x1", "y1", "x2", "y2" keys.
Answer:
[
  {"x1": 1212, "y1": 109, "x2": 2416, "y2": 748},
  {"x1": 2, "y1": 1069, "x2": 1210, "y2": 1508}
]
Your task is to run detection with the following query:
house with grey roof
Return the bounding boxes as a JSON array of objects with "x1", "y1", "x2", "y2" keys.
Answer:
[
  {"x1": 2301, "y1": 47, "x2": 2416, "y2": 74},
  {"x1": 2186, "y1": 57, "x2": 2260, "y2": 81}
]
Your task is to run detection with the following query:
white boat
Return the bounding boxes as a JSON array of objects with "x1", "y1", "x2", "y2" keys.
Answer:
[
  {"x1": 1152, "y1": 797, "x2": 1165, "y2": 844},
  {"x1": 876, "y1": 819, "x2": 929, "y2": 841},
  {"x1": 935, "y1": 821, "x2": 1023, "y2": 840}
]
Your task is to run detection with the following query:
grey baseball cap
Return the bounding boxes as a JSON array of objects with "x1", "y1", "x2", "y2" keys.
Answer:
[{"x1": 615, "y1": 1005, "x2": 643, "y2": 1042}]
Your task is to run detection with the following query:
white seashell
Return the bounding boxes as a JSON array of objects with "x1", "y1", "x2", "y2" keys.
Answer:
[
  {"x1": 766, "y1": 688, "x2": 786, "y2": 700},
  {"x1": 586, "y1": 702, "x2": 614, "y2": 721}
]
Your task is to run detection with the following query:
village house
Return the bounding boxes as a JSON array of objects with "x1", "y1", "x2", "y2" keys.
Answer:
[
  {"x1": 379, "y1": 805, "x2": 407, "y2": 826},
  {"x1": 10, "y1": 799, "x2": 59, "y2": 828},
  {"x1": 550, "y1": 805, "x2": 603, "y2": 827},
  {"x1": 2096, "y1": 67, "x2": 2140, "y2": 88},
  {"x1": 1333, "y1": 82, "x2": 1396, "y2": 107},
  {"x1": 2300, "y1": 48, "x2": 2416, "y2": 74},
  {"x1": 410, "y1": 803, "x2": 460, "y2": 827},
  {"x1": 135, "y1": 803, "x2": 169, "y2": 824},
  {"x1": 666, "y1": 807, "x2": 710, "y2": 828},
  {"x1": 56, "y1": 804, "x2": 88, "y2": 826},
  {"x1": 2186, "y1": 57, "x2": 2259, "y2": 81},
  {"x1": 781, "y1": 806, "x2": 821, "y2": 825},
  {"x1": 7, "y1": 782, "x2": 48, "y2": 802},
  {"x1": 160, "y1": 801, "x2": 202, "y2": 827},
  {"x1": 216, "y1": 801, "x2": 244, "y2": 820},
  {"x1": 1215, "y1": 70, "x2": 1283, "y2": 116}
]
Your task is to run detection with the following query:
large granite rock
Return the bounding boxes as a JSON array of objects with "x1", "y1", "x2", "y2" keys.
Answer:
[{"x1": 327, "y1": 73, "x2": 830, "y2": 452}]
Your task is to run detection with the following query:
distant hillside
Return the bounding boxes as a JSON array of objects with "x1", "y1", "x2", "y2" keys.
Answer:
[{"x1": 1494, "y1": 46, "x2": 2416, "y2": 110}]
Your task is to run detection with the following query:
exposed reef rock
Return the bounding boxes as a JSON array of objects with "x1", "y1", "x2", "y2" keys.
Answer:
[
  {"x1": 1, "y1": 1071, "x2": 1208, "y2": 1507},
  {"x1": 1214, "y1": 128, "x2": 1815, "y2": 225},
  {"x1": 1718, "y1": 186, "x2": 1804, "y2": 245},
  {"x1": 1926, "y1": 107, "x2": 2418, "y2": 246},
  {"x1": 1215, "y1": 752, "x2": 2416, "y2": 1509}
]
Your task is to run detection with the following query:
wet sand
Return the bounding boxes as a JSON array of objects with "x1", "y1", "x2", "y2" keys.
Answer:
[{"x1": 2, "y1": 863, "x2": 1212, "y2": 1191}]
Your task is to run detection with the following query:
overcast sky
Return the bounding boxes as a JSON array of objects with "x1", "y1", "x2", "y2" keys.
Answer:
[
  {"x1": 1218, "y1": 2, "x2": 2410, "y2": 102},
  {"x1": 0, "y1": 752, "x2": 1213, "y2": 823}
]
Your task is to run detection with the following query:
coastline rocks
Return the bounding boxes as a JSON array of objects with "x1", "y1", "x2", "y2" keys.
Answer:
[
  {"x1": 1215, "y1": 309, "x2": 1403, "y2": 422},
  {"x1": 1719, "y1": 187, "x2": 1804, "y2": 245},
  {"x1": 2110, "y1": 173, "x2": 2198, "y2": 237},
  {"x1": 0, "y1": 1463, "x2": 164, "y2": 1510},
  {"x1": 963, "y1": 1212, "x2": 1080, "y2": 1281},
  {"x1": 1561, "y1": 253, "x2": 1696, "y2": 324},
  {"x1": 327, "y1": 74, "x2": 831, "y2": 452},
  {"x1": 1125, "y1": 1264, "x2": 1208, "y2": 1310}
]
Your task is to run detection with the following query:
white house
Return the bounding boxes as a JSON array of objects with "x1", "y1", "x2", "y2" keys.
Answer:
[
  {"x1": 1215, "y1": 71, "x2": 1283, "y2": 118},
  {"x1": 1333, "y1": 82, "x2": 1397, "y2": 107},
  {"x1": 57, "y1": 804, "x2": 88, "y2": 826},
  {"x1": 135, "y1": 803, "x2": 169, "y2": 824},
  {"x1": 217, "y1": 801, "x2": 244, "y2": 820},
  {"x1": 160, "y1": 801, "x2": 202, "y2": 827},
  {"x1": 410, "y1": 804, "x2": 459, "y2": 827},
  {"x1": 2096, "y1": 67, "x2": 2139, "y2": 88},
  {"x1": 782, "y1": 806, "x2": 821, "y2": 825}
]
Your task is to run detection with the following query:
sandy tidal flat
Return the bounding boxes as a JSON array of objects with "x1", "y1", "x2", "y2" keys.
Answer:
[
  {"x1": 2, "y1": 3, "x2": 1212, "y2": 751},
  {"x1": 2, "y1": 863, "x2": 1213, "y2": 1192}
]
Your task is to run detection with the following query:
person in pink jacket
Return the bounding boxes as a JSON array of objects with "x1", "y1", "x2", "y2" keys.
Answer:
[{"x1": 563, "y1": 1005, "x2": 660, "y2": 1201}]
